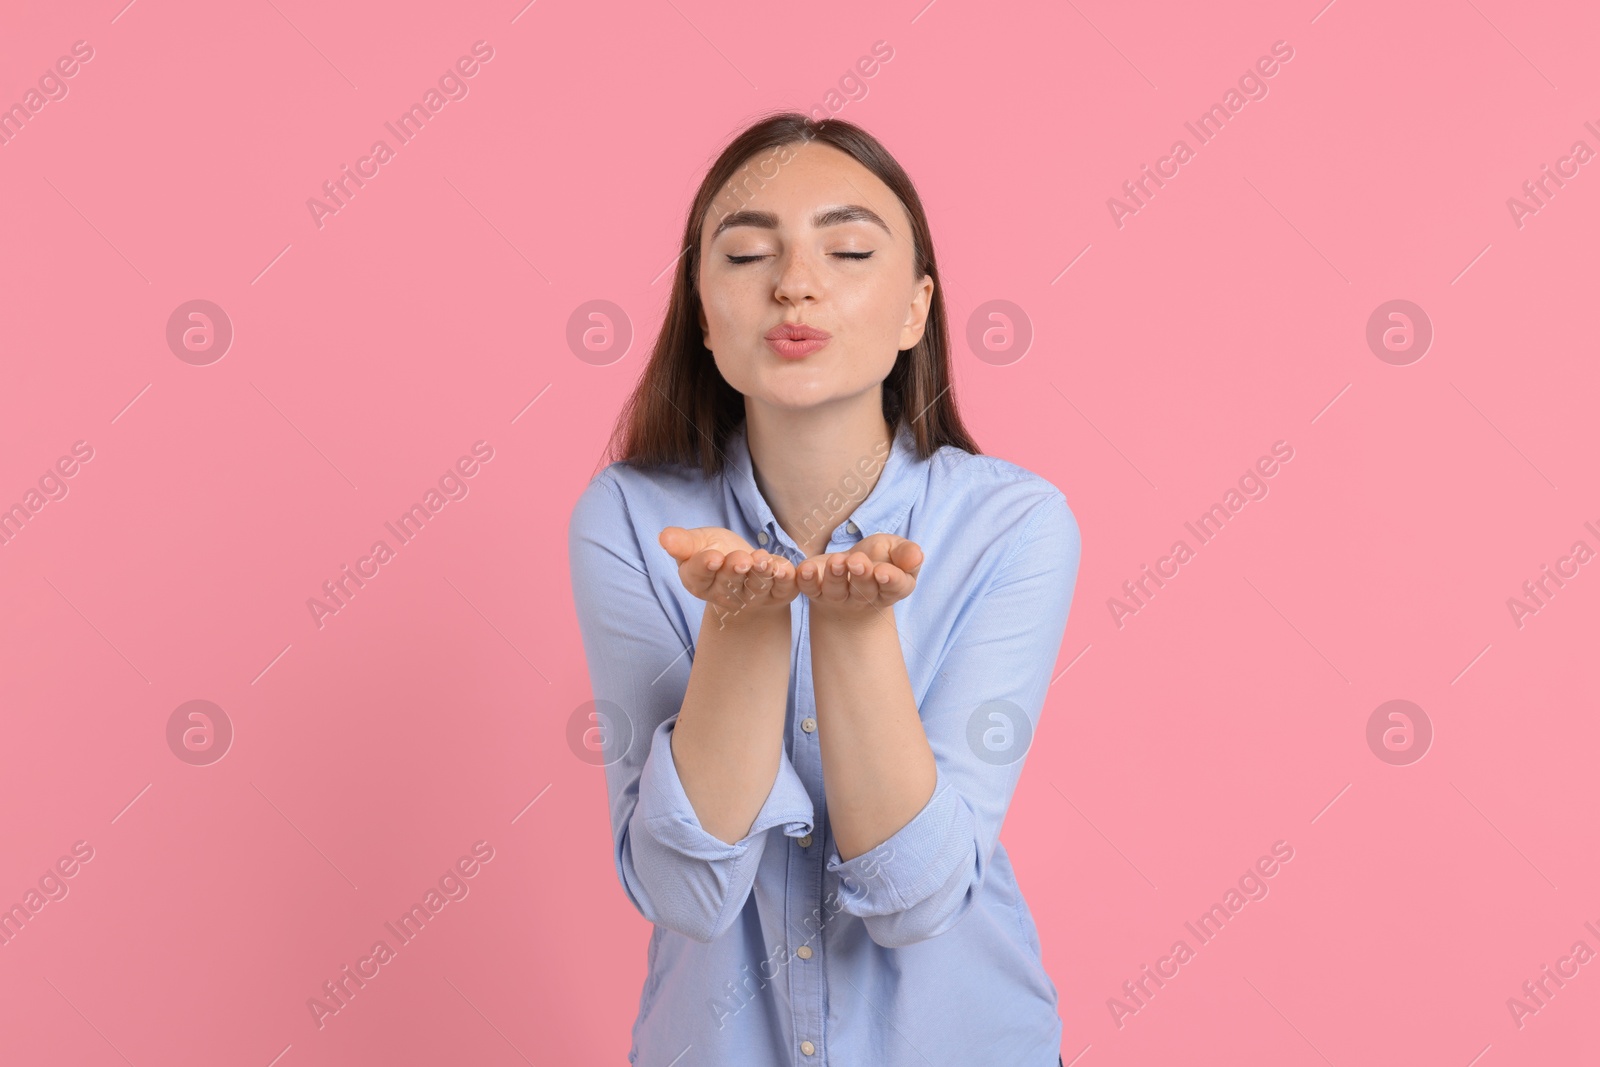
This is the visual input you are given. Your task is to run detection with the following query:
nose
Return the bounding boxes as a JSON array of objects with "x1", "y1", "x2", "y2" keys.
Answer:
[{"x1": 772, "y1": 247, "x2": 821, "y2": 306}]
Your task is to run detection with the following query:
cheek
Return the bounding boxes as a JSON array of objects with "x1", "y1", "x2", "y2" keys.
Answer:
[
  {"x1": 700, "y1": 272, "x2": 760, "y2": 324},
  {"x1": 844, "y1": 284, "x2": 911, "y2": 350},
  {"x1": 698, "y1": 295, "x2": 753, "y2": 382},
  {"x1": 697, "y1": 289, "x2": 740, "y2": 345}
]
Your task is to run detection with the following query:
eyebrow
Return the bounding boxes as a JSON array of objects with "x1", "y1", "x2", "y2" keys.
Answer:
[{"x1": 711, "y1": 204, "x2": 892, "y2": 239}]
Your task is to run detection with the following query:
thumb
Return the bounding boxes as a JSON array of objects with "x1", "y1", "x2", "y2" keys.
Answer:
[{"x1": 659, "y1": 526, "x2": 692, "y2": 561}]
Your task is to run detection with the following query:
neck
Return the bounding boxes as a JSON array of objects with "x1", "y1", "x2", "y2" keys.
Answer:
[{"x1": 745, "y1": 392, "x2": 893, "y2": 559}]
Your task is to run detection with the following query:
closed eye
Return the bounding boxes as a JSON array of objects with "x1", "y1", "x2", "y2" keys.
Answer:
[{"x1": 726, "y1": 251, "x2": 876, "y2": 264}]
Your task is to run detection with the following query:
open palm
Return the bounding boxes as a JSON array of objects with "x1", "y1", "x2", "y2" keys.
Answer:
[
  {"x1": 658, "y1": 525, "x2": 800, "y2": 618},
  {"x1": 796, "y1": 533, "x2": 924, "y2": 620}
]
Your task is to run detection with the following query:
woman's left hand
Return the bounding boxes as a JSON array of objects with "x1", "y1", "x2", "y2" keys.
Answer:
[{"x1": 796, "y1": 533, "x2": 924, "y2": 621}]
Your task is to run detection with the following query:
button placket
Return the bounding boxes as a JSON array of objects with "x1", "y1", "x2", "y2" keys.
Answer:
[{"x1": 792, "y1": 593, "x2": 824, "y2": 1064}]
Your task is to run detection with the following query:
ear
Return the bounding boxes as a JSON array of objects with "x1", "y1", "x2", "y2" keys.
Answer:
[{"x1": 898, "y1": 273, "x2": 934, "y2": 350}]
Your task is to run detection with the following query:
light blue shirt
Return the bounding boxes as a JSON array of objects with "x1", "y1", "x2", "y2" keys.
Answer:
[{"x1": 567, "y1": 416, "x2": 1082, "y2": 1067}]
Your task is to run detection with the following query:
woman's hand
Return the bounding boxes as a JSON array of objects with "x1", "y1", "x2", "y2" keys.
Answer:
[
  {"x1": 658, "y1": 526, "x2": 800, "y2": 622},
  {"x1": 796, "y1": 533, "x2": 923, "y2": 622}
]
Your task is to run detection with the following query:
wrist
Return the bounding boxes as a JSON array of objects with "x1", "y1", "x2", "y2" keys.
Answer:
[
  {"x1": 808, "y1": 600, "x2": 897, "y2": 633},
  {"x1": 705, "y1": 597, "x2": 792, "y2": 632}
]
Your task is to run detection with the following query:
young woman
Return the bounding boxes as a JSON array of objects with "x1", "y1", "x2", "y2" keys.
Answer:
[{"x1": 568, "y1": 112, "x2": 1081, "y2": 1067}]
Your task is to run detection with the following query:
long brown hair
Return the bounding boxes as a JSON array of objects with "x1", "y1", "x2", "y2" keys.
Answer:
[{"x1": 602, "y1": 111, "x2": 980, "y2": 475}]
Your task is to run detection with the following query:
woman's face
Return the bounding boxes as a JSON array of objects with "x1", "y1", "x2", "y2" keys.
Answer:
[{"x1": 696, "y1": 141, "x2": 933, "y2": 415}]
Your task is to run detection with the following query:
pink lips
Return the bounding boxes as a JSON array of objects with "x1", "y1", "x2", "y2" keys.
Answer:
[{"x1": 765, "y1": 322, "x2": 832, "y2": 360}]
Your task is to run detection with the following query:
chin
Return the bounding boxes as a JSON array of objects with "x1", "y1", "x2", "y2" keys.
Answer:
[{"x1": 759, "y1": 393, "x2": 832, "y2": 412}]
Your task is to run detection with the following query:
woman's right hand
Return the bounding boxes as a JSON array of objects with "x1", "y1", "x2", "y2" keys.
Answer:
[{"x1": 658, "y1": 526, "x2": 800, "y2": 619}]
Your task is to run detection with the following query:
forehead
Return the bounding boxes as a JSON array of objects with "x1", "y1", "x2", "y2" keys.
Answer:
[{"x1": 703, "y1": 142, "x2": 906, "y2": 238}]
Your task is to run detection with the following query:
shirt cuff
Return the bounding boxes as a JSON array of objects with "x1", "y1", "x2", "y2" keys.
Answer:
[
  {"x1": 636, "y1": 714, "x2": 815, "y2": 860},
  {"x1": 824, "y1": 760, "x2": 973, "y2": 914}
]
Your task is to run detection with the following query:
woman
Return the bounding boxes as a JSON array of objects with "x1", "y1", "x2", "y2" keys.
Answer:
[{"x1": 568, "y1": 112, "x2": 1081, "y2": 1067}]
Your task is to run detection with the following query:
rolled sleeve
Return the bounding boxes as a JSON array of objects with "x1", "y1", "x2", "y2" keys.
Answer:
[
  {"x1": 825, "y1": 490, "x2": 1082, "y2": 948},
  {"x1": 824, "y1": 762, "x2": 967, "y2": 914},
  {"x1": 631, "y1": 713, "x2": 815, "y2": 941},
  {"x1": 569, "y1": 470, "x2": 815, "y2": 944},
  {"x1": 637, "y1": 713, "x2": 815, "y2": 859}
]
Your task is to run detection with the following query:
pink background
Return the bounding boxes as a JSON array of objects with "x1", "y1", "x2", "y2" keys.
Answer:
[{"x1": 2, "y1": 1, "x2": 1597, "y2": 1064}]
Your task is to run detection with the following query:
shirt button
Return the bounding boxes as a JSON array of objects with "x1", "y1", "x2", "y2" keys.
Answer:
[
  {"x1": 801, "y1": 717, "x2": 816, "y2": 733},
  {"x1": 796, "y1": 945, "x2": 813, "y2": 960},
  {"x1": 800, "y1": 1040, "x2": 816, "y2": 1055},
  {"x1": 757, "y1": 530, "x2": 769, "y2": 545},
  {"x1": 846, "y1": 521, "x2": 859, "y2": 534},
  {"x1": 797, "y1": 833, "x2": 813, "y2": 847}
]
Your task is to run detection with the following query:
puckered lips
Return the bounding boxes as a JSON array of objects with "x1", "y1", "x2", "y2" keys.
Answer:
[{"x1": 765, "y1": 322, "x2": 831, "y2": 359}]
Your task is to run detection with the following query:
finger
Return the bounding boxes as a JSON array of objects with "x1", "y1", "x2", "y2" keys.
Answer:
[
  {"x1": 840, "y1": 551, "x2": 873, "y2": 601},
  {"x1": 796, "y1": 556, "x2": 825, "y2": 598},
  {"x1": 683, "y1": 547, "x2": 726, "y2": 599},
  {"x1": 725, "y1": 551, "x2": 778, "y2": 610},
  {"x1": 868, "y1": 534, "x2": 902, "y2": 562},
  {"x1": 873, "y1": 563, "x2": 916, "y2": 600},
  {"x1": 767, "y1": 556, "x2": 799, "y2": 601},
  {"x1": 890, "y1": 539, "x2": 924, "y2": 575},
  {"x1": 820, "y1": 552, "x2": 853, "y2": 603},
  {"x1": 711, "y1": 564, "x2": 749, "y2": 611},
  {"x1": 742, "y1": 550, "x2": 775, "y2": 595},
  {"x1": 846, "y1": 554, "x2": 889, "y2": 603},
  {"x1": 843, "y1": 550, "x2": 874, "y2": 578}
]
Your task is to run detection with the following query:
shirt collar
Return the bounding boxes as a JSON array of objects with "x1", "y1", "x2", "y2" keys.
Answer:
[{"x1": 722, "y1": 417, "x2": 923, "y2": 551}]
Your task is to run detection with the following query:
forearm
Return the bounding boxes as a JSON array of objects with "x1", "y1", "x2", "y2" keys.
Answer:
[
  {"x1": 810, "y1": 608, "x2": 936, "y2": 861},
  {"x1": 670, "y1": 601, "x2": 794, "y2": 844}
]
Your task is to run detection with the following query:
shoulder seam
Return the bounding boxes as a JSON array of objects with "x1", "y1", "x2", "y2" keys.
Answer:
[
  {"x1": 995, "y1": 489, "x2": 1070, "y2": 577},
  {"x1": 577, "y1": 467, "x2": 649, "y2": 576},
  {"x1": 943, "y1": 449, "x2": 1055, "y2": 494},
  {"x1": 593, "y1": 466, "x2": 625, "y2": 502}
]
